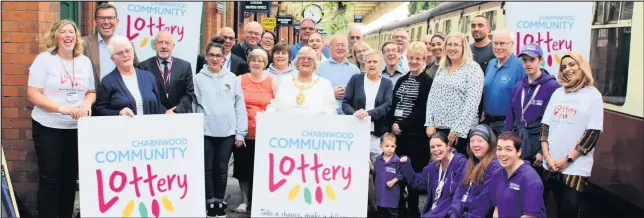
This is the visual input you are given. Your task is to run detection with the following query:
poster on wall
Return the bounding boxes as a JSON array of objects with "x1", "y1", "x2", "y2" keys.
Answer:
[
  {"x1": 505, "y1": 2, "x2": 593, "y2": 74},
  {"x1": 78, "y1": 114, "x2": 205, "y2": 217},
  {"x1": 113, "y1": 2, "x2": 203, "y2": 74},
  {"x1": 1, "y1": 147, "x2": 20, "y2": 218},
  {"x1": 251, "y1": 113, "x2": 370, "y2": 217}
]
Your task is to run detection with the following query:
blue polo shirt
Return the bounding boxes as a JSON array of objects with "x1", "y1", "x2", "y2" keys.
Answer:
[
  {"x1": 491, "y1": 161, "x2": 546, "y2": 218},
  {"x1": 316, "y1": 58, "x2": 360, "y2": 114},
  {"x1": 483, "y1": 54, "x2": 525, "y2": 116},
  {"x1": 290, "y1": 41, "x2": 330, "y2": 61}
]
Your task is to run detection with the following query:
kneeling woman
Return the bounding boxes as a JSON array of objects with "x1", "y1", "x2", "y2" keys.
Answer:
[
  {"x1": 493, "y1": 132, "x2": 546, "y2": 218},
  {"x1": 449, "y1": 124, "x2": 501, "y2": 218},
  {"x1": 400, "y1": 132, "x2": 467, "y2": 217}
]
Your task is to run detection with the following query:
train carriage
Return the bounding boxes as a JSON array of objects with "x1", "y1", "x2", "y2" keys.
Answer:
[{"x1": 364, "y1": 2, "x2": 644, "y2": 216}]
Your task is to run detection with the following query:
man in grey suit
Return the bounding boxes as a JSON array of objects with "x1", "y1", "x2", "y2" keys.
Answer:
[
  {"x1": 137, "y1": 30, "x2": 194, "y2": 114},
  {"x1": 81, "y1": 3, "x2": 139, "y2": 88}
]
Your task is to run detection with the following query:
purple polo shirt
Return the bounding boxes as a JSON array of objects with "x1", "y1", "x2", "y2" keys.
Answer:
[
  {"x1": 492, "y1": 161, "x2": 546, "y2": 218},
  {"x1": 374, "y1": 153, "x2": 404, "y2": 208},
  {"x1": 402, "y1": 152, "x2": 468, "y2": 217},
  {"x1": 449, "y1": 158, "x2": 502, "y2": 218}
]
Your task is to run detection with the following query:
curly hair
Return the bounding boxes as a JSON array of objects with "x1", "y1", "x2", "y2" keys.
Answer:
[{"x1": 44, "y1": 19, "x2": 84, "y2": 57}]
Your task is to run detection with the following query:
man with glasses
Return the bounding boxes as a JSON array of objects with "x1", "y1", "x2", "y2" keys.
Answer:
[
  {"x1": 290, "y1": 19, "x2": 330, "y2": 61},
  {"x1": 381, "y1": 28, "x2": 409, "y2": 73},
  {"x1": 82, "y1": 3, "x2": 140, "y2": 87},
  {"x1": 316, "y1": 35, "x2": 360, "y2": 115},
  {"x1": 482, "y1": 28, "x2": 525, "y2": 134},
  {"x1": 347, "y1": 26, "x2": 363, "y2": 65},
  {"x1": 231, "y1": 21, "x2": 262, "y2": 63},
  {"x1": 196, "y1": 27, "x2": 249, "y2": 76},
  {"x1": 137, "y1": 30, "x2": 194, "y2": 114},
  {"x1": 381, "y1": 41, "x2": 405, "y2": 86}
]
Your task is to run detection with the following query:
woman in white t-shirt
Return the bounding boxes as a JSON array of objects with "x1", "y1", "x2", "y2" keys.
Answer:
[
  {"x1": 540, "y1": 51, "x2": 603, "y2": 218},
  {"x1": 26, "y1": 19, "x2": 95, "y2": 217},
  {"x1": 265, "y1": 46, "x2": 337, "y2": 115}
]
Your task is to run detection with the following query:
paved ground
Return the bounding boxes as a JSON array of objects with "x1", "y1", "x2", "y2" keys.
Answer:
[{"x1": 73, "y1": 158, "x2": 426, "y2": 217}]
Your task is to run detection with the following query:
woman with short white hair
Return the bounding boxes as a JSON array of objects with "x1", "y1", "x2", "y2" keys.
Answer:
[
  {"x1": 266, "y1": 46, "x2": 336, "y2": 115},
  {"x1": 95, "y1": 35, "x2": 165, "y2": 116}
]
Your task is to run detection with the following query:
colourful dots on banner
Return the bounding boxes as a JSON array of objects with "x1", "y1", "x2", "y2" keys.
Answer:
[
  {"x1": 315, "y1": 186, "x2": 323, "y2": 204},
  {"x1": 303, "y1": 187, "x2": 312, "y2": 205},
  {"x1": 288, "y1": 185, "x2": 300, "y2": 200},
  {"x1": 326, "y1": 185, "x2": 336, "y2": 200},
  {"x1": 554, "y1": 53, "x2": 561, "y2": 65},
  {"x1": 140, "y1": 37, "x2": 150, "y2": 48},
  {"x1": 151, "y1": 199, "x2": 160, "y2": 218},
  {"x1": 138, "y1": 202, "x2": 148, "y2": 218},
  {"x1": 162, "y1": 196, "x2": 174, "y2": 212},
  {"x1": 122, "y1": 200, "x2": 135, "y2": 217}
]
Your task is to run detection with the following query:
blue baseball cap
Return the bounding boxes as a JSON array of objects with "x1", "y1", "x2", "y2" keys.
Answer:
[{"x1": 519, "y1": 43, "x2": 543, "y2": 58}]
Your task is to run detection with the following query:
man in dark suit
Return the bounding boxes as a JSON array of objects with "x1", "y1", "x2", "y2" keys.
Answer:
[
  {"x1": 138, "y1": 30, "x2": 194, "y2": 114},
  {"x1": 231, "y1": 21, "x2": 262, "y2": 63},
  {"x1": 82, "y1": 3, "x2": 139, "y2": 88},
  {"x1": 196, "y1": 27, "x2": 248, "y2": 75}
]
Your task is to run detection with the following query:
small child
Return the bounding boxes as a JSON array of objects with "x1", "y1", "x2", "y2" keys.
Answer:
[{"x1": 370, "y1": 133, "x2": 404, "y2": 217}]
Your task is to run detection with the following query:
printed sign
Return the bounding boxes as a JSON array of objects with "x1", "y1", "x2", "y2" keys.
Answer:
[
  {"x1": 114, "y1": 2, "x2": 203, "y2": 74},
  {"x1": 251, "y1": 113, "x2": 370, "y2": 217},
  {"x1": 244, "y1": 1, "x2": 270, "y2": 13},
  {"x1": 505, "y1": 2, "x2": 593, "y2": 74},
  {"x1": 78, "y1": 114, "x2": 205, "y2": 217},
  {"x1": 277, "y1": 16, "x2": 294, "y2": 26},
  {"x1": 262, "y1": 17, "x2": 277, "y2": 30}
]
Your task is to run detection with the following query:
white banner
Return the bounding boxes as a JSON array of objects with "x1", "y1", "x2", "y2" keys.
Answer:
[
  {"x1": 505, "y1": 2, "x2": 593, "y2": 75},
  {"x1": 114, "y1": 2, "x2": 203, "y2": 74},
  {"x1": 78, "y1": 114, "x2": 205, "y2": 217},
  {"x1": 251, "y1": 113, "x2": 370, "y2": 217}
]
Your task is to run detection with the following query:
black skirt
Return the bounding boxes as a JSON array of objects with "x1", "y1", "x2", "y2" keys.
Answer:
[{"x1": 233, "y1": 139, "x2": 256, "y2": 181}]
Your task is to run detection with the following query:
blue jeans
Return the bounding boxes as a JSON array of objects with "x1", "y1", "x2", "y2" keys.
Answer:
[{"x1": 204, "y1": 135, "x2": 235, "y2": 202}]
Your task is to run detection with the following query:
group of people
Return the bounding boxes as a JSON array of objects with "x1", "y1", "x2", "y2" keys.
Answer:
[{"x1": 26, "y1": 2, "x2": 603, "y2": 218}]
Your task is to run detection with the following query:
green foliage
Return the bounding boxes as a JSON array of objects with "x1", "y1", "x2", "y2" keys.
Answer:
[
  {"x1": 409, "y1": 1, "x2": 439, "y2": 15},
  {"x1": 322, "y1": 2, "x2": 354, "y2": 35}
]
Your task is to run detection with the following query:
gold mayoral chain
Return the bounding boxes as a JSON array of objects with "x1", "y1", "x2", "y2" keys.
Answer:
[{"x1": 293, "y1": 76, "x2": 319, "y2": 106}]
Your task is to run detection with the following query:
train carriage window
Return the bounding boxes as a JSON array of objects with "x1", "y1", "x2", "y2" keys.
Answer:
[
  {"x1": 589, "y1": 27, "x2": 630, "y2": 105},
  {"x1": 435, "y1": 22, "x2": 439, "y2": 34},
  {"x1": 443, "y1": 20, "x2": 451, "y2": 34},
  {"x1": 417, "y1": 26, "x2": 423, "y2": 40},
  {"x1": 483, "y1": 11, "x2": 497, "y2": 31},
  {"x1": 411, "y1": 28, "x2": 416, "y2": 42}
]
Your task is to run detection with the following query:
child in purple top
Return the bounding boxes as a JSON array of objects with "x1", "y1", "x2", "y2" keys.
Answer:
[
  {"x1": 400, "y1": 132, "x2": 468, "y2": 217},
  {"x1": 449, "y1": 124, "x2": 502, "y2": 218},
  {"x1": 371, "y1": 133, "x2": 405, "y2": 217},
  {"x1": 493, "y1": 132, "x2": 546, "y2": 218},
  {"x1": 504, "y1": 43, "x2": 560, "y2": 165}
]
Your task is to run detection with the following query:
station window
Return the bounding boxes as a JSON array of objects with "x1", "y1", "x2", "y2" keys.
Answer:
[{"x1": 590, "y1": 1, "x2": 633, "y2": 105}]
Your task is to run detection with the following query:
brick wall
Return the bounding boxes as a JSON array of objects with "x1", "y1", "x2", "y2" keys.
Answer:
[
  {"x1": 81, "y1": 1, "x2": 96, "y2": 36},
  {"x1": 1, "y1": 2, "x2": 60, "y2": 215}
]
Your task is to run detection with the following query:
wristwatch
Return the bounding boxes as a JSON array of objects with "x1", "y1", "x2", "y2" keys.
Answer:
[{"x1": 566, "y1": 155, "x2": 574, "y2": 164}]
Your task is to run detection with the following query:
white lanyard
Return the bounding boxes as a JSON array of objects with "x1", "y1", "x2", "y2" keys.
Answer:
[
  {"x1": 432, "y1": 153, "x2": 453, "y2": 209},
  {"x1": 224, "y1": 56, "x2": 231, "y2": 70},
  {"x1": 520, "y1": 85, "x2": 541, "y2": 126},
  {"x1": 462, "y1": 182, "x2": 473, "y2": 202}
]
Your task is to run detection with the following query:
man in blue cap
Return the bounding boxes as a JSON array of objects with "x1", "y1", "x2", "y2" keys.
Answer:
[{"x1": 504, "y1": 43, "x2": 560, "y2": 171}]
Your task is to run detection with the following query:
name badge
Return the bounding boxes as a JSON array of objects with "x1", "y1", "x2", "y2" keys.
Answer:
[
  {"x1": 509, "y1": 182, "x2": 521, "y2": 191},
  {"x1": 385, "y1": 166, "x2": 396, "y2": 173},
  {"x1": 66, "y1": 92, "x2": 78, "y2": 102},
  {"x1": 394, "y1": 109, "x2": 404, "y2": 117},
  {"x1": 461, "y1": 194, "x2": 469, "y2": 202}
]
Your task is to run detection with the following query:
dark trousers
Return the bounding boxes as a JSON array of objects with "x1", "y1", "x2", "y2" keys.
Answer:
[
  {"x1": 204, "y1": 135, "x2": 235, "y2": 201},
  {"x1": 542, "y1": 170, "x2": 590, "y2": 218},
  {"x1": 377, "y1": 206, "x2": 399, "y2": 218},
  {"x1": 482, "y1": 115, "x2": 506, "y2": 136},
  {"x1": 395, "y1": 133, "x2": 429, "y2": 217},
  {"x1": 31, "y1": 120, "x2": 78, "y2": 218},
  {"x1": 233, "y1": 139, "x2": 256, "y2": 206},
  {"x1": 436, "y1": 128, "x2": 468, "y2": 158}
]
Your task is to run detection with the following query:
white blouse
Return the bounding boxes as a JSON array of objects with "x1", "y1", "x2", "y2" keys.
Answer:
[
  {"x1": 425, "y1": 58, "x2": 484, "y2": 138},
  {"x1": 266, "y1": 74, "x2": 337, "y2": 115}
]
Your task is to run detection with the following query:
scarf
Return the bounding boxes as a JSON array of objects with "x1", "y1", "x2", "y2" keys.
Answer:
[{"x1": 557, "y1": 51, "x2": 594, "y2": 93}]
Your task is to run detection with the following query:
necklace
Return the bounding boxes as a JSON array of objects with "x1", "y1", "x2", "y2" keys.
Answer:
[{"x1": 292, "y1": 76, "x2": 319, "y2": 106}]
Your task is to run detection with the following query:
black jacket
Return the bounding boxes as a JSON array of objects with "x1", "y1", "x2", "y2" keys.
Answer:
[
  {"x1": 137, "y1": 56, "x2": 194, "y2": 113},
  {"x1": 387, "y1": 71, "x2": 433, "y2": 134},
  {"x1": 342, "y1": 73, "x2": 393, "y2": 136}
]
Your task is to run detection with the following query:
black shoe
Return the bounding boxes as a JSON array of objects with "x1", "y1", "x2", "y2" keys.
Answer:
[
  {"x1": 206, "y1": 203, "x2": 217, "y2": 217},
  {"x1": 215, "y1": 201, "x2": 227, "y2": 217}
]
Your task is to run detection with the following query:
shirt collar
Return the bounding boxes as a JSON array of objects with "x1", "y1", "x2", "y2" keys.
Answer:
[
  {"x1": 157, "y1": 56, "x2": 173, "y2": 64},
  {"x1": 497, "y1": 54, "x2": 517, "y2": 69},
  {"x1": 329, "y1": 58, "x2": 349, "y2": 65},
  {"x1": 382, "y1": 68, "x2": 403, "y2": 76}
]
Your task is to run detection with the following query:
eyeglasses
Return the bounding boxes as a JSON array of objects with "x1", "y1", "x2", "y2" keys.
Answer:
[
  {"x1": 113, "y1": 48, "x2": 132, "y2": 57},
  {"x1": 383, "y1": 49, "x2": 399, "y2": 54},
  {"x1": 446, "y1": 43, "x2": 462, "y2": 48},
  {"x1": 493, "y1": 41, "x2": 513, "y2": 47},
  {"x1": 301, "y1": 27, "x2": 316, "y2": 31},
  {"x1": 298, "y1": 57, "x2": 314, "y2": 62},
  {"x1": 246, "y1": 31, "x2": 262, "y2": 36},
  {"x1": 349, "y1": 36, "x2": 362, "y2": 40},
  {"x1": 206, "y1": 53, "x2": 224, "y2": 58},
  {"x1": 222, "y1": 36, "x2": 236, "y2": 42},
  {"x1": 96, "y1": 16, "x2": 116, "y2": 22}
]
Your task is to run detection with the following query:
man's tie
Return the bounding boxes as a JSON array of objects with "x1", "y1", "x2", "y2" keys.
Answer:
[
  {"x1": 162, "y1": 60, "x2": 169, "y2": 90},
  {"x1": 398, "y1": 56, "x2": 404, "y2": 71}
]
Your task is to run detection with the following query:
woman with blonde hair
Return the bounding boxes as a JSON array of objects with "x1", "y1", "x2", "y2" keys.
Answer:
[
  {"x1": 27, "y1": 19, "x2": 95, "y2": 217},
  {"x1": 388, "y1": 41, "x2": 433, "y2": 216},
  {"x1": 266, "y1": 46, "x2": 336, "y2": 115},
  {"x1": 351, "y1": 41, "x2": 371, "y2": 72},
  {"x1": 234, "y1": 49, "x2": 274, "y2": 213},
  {"x1": 540, "y1": 51, "x2": 602, "y2": 217},
  {"x1": 425, "y1": 32, "x2": 484, "y2": 157}
]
